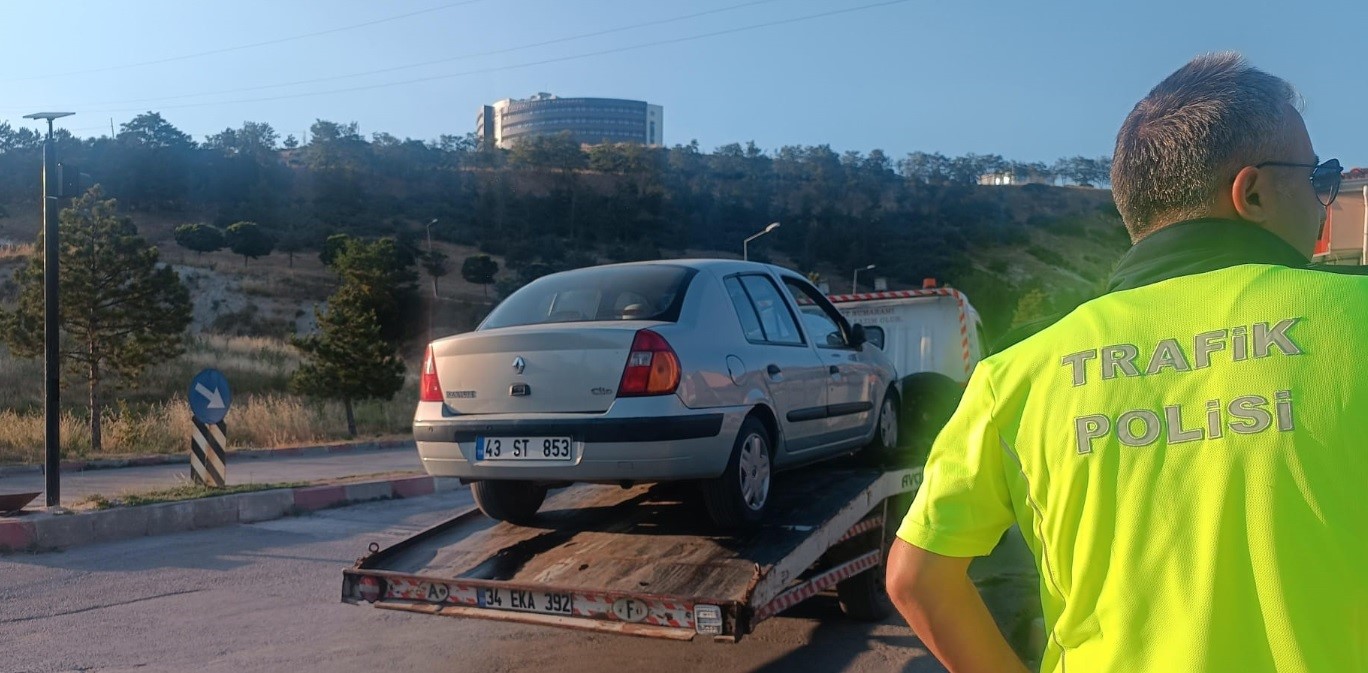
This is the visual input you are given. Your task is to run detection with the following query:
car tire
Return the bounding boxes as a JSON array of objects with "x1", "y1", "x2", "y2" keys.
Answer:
[
  {"x1": 835, "y1": 522, "x2": 895, "y2": 622},
  {"x1": 861, "y1": 388, "x2": 902, "y2": 466},
  {"x1": 702, "y1": 416, "x2": 772, "y2": 529},
  {"x1": 471, "y1": 480, "x2": 547, "y2": 525},
  {"x1": 901, "y1": 375, "x2": 962, "y2": 461}
]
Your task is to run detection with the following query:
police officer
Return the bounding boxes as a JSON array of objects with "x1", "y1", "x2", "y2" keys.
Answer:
[{"x1": 885, "y1": 52, "x2": 1366, "y2": 672}]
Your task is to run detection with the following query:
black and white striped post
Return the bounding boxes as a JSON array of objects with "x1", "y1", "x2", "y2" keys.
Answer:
[
  {"x1": 190, "y1": 419, "x2": 228, "y2": 486},
  {"x1": 188, "y1": 368, "x2": 233, "y2": 488}
]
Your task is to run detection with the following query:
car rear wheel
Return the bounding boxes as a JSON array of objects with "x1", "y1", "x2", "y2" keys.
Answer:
[
  {"x1": 702, "y1": 417, "x2": 772, "y2": 529},
  {"x1": 471, "y1": 480, "x2": 548, "y2": 525}
]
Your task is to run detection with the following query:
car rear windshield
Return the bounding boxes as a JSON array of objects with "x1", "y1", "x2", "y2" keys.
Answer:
[{"x1": 481, "y1": 265, "x2": 697, "y2": 329}]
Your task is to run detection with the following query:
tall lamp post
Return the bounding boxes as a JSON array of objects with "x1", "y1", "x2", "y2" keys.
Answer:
[
  {"x1": 742, "y1": 222, "x2": 780, "y2": 261},
  {"x1": 23, "y1": 111, "x2": 74, "y2": 508},
  {"x1": 424, "y1": 218, "x2": 439, "y2": 298},
  {"x1": 851, "y1": 264, "x2": 876, "y2": 294}
]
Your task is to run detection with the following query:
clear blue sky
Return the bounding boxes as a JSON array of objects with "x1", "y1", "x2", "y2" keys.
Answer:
[{"x1": 1, "y1": 0, "x2": 1364, "y2": 167}]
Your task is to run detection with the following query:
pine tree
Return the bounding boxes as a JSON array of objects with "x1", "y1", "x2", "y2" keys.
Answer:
[
  {"x1": 0, "y1": 186, "x2": 191, "y2": 453},
  {"x1": 290, "y1": 286, "x2": 406, "y2": 437}
]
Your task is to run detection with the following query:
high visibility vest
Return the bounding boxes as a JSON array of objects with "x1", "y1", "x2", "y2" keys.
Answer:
[{"x1": 899, "y1": 263, "x2": 1368, "y2": 672}]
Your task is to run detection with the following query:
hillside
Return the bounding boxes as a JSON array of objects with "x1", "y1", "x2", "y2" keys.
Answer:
[{"x1": 0, "y1": 181, "x2": 1128, "y2": 350}]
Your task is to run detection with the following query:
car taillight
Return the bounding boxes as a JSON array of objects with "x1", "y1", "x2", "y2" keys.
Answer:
[
  {"x1": 618, "y1": 329, "x2": 680, "y2": 397},
  {"x1": 420, "y1": 346, "x2": 443, "y2": 402}
]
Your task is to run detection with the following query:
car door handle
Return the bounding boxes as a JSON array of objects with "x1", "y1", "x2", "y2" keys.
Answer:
[
  {"x1": 767, "y1": 364, "x2": 782, "y2": 377},
  {"x1": 829, "y1": 365, "x2": 840, "y2": 375}
]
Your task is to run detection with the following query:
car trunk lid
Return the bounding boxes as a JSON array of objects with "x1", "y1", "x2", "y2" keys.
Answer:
[{"x1": 430, "y1": 326, "x2": 646, "y2": 414}]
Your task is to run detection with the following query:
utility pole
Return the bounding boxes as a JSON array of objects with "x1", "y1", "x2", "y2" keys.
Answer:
[{"x1": 23, "y1": 111, "x2": 74, "y2": 509}]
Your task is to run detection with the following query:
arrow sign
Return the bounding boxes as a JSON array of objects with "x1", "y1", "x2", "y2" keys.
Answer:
[
  {"x1": 194, "y1": 382, "x2": 226, "y2": 409},
  {"x1": 188, "y1": 368, "x2": 232, "y2": 424}
]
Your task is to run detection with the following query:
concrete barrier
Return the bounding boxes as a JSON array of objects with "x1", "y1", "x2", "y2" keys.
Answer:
[{"x1": 0, "y1": 474, "x2": 458, "y2": 554}]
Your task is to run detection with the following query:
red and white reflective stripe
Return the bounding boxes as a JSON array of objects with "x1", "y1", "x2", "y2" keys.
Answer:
[
  {"x1": 753, "y1": 550, "x2": 881, "y2": 621},
  {"x1": 380, "y1": 577, "x2": 697, "y2": 630},
  {"x1": 835, "y1": 516, "x2": 883, "y2": 544},
  {"x1": 827, "y1": 289, "x2": 954, "y2": 303},
  {"x1": 954, "y1": 291, "x2": 972, "y2": 378}
]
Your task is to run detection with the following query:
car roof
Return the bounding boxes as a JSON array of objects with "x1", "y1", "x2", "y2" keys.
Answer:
[{"x1": 558, "y1": 258, "x2": 799, "y2": 277}]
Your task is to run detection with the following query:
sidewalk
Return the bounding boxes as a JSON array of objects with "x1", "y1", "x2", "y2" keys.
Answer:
[{"x1": 0, "y1": 439, "x2": 461, "y2": 553}]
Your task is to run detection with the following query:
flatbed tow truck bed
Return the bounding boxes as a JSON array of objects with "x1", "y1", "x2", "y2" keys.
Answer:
[{"x1": 342, "y1": 463, "x2": 922, "y2": 642}]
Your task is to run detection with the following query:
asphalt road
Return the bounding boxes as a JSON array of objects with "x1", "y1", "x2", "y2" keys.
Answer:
[{"x1": 0, "y1": 489, "x2": 947, "y2": 673}]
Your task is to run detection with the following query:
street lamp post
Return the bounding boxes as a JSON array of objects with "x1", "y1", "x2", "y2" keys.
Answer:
[
  {"x1": 425, "y1": 218, "x2": 439, "y2": 299},
  {"x1": 851, "y1": 264, "x2": 876, "y2": 294},
  {"x1": 23, "y1": 111, "x2": 74, "y2": 509},
  {"x1": 742, "y1": 222, "x2": 780, "y2": 261}
]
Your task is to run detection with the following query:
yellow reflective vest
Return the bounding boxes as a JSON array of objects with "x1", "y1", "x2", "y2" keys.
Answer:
[{"x1": 899, "y1": 248, "x2": 1368, "y2": 671}]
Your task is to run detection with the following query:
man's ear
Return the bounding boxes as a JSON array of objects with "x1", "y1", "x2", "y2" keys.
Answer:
[{"x1": 1230, "y1": 165, "x2": 1269, "y2": 223}]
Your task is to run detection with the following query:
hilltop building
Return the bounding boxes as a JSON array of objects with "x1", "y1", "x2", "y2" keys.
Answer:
[{"x1": 477, "y1": 93, "x2": 663, "y2": 149}]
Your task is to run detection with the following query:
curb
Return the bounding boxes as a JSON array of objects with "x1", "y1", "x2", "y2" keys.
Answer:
[
  {"x1": 0, "y1": 473, "x2": 462, "y2": 554},
  {"x1": 0, "y1": 439, "x2": 415, "y2": 477}
]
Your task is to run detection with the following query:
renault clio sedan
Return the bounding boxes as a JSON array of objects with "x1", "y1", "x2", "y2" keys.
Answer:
[{"x1": 413, "y1": 259, "x2": 900, "y2": 528}]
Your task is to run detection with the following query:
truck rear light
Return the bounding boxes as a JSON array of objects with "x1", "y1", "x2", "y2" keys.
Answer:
[
  {"x1": 618, "y1": 329, "x2": 680, "y2": 397},
  {"x1": 357, "y1": 575, "x2": 384, "y2": 603},
  {"x1": 420, "y1": 346, "x2": 443, "y2": 402}
]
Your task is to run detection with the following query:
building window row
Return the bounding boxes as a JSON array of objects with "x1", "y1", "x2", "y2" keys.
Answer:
[{"x1": 508, "y1": 105, "x2": 643, "y2": 116}]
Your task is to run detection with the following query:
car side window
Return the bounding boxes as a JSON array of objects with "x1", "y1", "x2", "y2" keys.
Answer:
[
  {"x1": 723, "y1": 277, "x2": 766, "y2": 342},
  {"x1": 735, "y1": 275, "x2": 804, "y2": 346},
  {"x1": 781, "y1": 277, "x2": 849, "y2": 349}
]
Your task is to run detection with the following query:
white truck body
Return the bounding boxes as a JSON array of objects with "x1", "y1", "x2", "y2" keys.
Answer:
[{"x1": 829, "y1": 288, "x2": 986, "y2": 386}]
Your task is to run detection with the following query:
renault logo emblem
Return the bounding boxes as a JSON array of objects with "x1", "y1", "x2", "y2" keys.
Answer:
[{"x1": 512, "y1": 356, "x2": 526, "y2": 374}]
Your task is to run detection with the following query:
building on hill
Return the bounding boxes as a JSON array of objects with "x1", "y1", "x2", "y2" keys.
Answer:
[
  {"x1": 1315, "y1": 168, "x2": 1368, "y2": 265},
  {"x1": 978, "y1": 171, "x2": 1051, "y2": 186},
  {"x1": 477, "y1": 93, "x2": 664, "y2": 149}
]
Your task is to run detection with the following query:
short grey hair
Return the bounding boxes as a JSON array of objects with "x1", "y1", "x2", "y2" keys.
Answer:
[{"x1": 1111, "y1": 52, "x2": 1300, "y2": 241}]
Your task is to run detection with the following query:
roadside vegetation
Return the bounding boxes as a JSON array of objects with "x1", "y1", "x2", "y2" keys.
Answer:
[
  {"x1": 79, "y1": 480, "x2": 310, "y2": 510},
  {"x1": 0, "y1": 112, "x2": 1130, "y2": 465}
]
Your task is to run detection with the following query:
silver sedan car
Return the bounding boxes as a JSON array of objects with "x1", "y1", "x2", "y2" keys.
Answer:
[{"x1": 413, "y1": 259, "x2": 900, "y2": 528}]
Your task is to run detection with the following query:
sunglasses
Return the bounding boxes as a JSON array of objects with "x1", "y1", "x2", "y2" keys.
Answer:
[{"x1": 1254, "y1": 158, "x2": 1343, "y2": 207}]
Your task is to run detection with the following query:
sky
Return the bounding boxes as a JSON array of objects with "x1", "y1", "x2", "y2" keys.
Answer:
[{"x1": 0, "y1": 0, "x2": 1365, "y2": 167}]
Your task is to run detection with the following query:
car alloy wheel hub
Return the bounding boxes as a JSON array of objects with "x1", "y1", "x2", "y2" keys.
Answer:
[{"x1": 738, "y1": 433, "x2": 771, "y2": 510}]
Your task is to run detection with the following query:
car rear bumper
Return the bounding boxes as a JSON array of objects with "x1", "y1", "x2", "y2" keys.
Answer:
[{"x1": 413, "y1": 404, "x2": 746, "y2": 482}]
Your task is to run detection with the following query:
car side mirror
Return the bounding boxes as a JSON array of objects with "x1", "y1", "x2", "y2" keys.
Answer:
[
  {"x1": 849, "y1": 323, "x2": 867, "y2": 348},
  {"x1": 864, "y1": 325, "x2": 885, "y2": 350}
]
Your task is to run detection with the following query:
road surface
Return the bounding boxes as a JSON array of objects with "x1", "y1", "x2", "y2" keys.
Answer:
[{"x1": 1, "y1": 489, "x2": 946, "y2": 673}]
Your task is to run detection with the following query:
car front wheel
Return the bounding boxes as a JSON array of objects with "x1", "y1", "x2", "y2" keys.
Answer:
[{"x1": 702, "y1": 417, "x2": 772, "y2": 529}]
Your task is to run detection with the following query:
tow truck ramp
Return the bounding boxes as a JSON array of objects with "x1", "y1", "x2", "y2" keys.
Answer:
[{"x1": 343, "y1": 465, "x2": 922, "y2": 641}]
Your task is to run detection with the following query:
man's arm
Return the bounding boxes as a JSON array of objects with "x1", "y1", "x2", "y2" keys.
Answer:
[{"x1": 886, "y1": 538, "x2": 1029, "y2": 673}]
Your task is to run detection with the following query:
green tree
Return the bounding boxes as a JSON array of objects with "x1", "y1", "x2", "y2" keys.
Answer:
[
  {"x1": 0, "y1": 187, "x2": 191, "y2": 453},
  {"x1": 461, "y1": 254, "x2": 499, "y2": 298},
  {"x1": 422, "y1": 249, "x2": 449, "y2": 298},
  {"x1": 320, "y1": 233, "x2": 353, "y2": 267},
  {"x1": 172, "y1": 223, "x2": 224, "y2": 256},
  {"x1": 290, "y1": 287, "x2": 405, "y2": 438},
  {"x1": 330, "y1": 237, "x2": 419, "y2": 344},
  {"x1": 225, "y1": 221, "x2": 275, "y2": 264},
  {"x1": 1010, "y1": 287, "x2": 1051, "y2": 330},
  {"x1": 275, "y1": 227, "x2": 307, "y2": 268}
]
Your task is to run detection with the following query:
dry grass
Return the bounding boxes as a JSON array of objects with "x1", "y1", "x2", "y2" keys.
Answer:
[
  {"x1": 0, "y1": 333, "x2": 418, "y2": 464},
  {"x1": 0, "y1": 242, "x2": 34, "y2": 261},
  {"x1": 0, "y1": 391, "x2": 415, "y2": 464}
]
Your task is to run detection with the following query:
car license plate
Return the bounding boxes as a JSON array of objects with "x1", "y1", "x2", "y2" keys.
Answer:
[
  {"x1": 478, "y1": 587, "x2": 576, "y2": 616},
  {"x1": 475, "y1": 437, "x2": 573, "y2": 461}
]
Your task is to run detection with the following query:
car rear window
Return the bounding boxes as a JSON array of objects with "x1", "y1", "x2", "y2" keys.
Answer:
[{"x1": 481, "y1": 265, "x2": 696, "y2": 329}]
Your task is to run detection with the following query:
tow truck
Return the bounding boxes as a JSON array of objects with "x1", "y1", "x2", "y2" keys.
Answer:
[{"x1": 342, "y1": 462, "x2": 921, "y2": 641}]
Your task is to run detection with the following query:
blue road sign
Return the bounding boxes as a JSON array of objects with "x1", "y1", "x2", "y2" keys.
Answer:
[{"x1": 189, "y1": 368, "x2": 232, "y2": 425}]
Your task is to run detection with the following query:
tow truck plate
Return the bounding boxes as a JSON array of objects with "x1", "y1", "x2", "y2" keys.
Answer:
[{"x1": 478, "y1": 587, "x2": 576, "y2": 616}]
